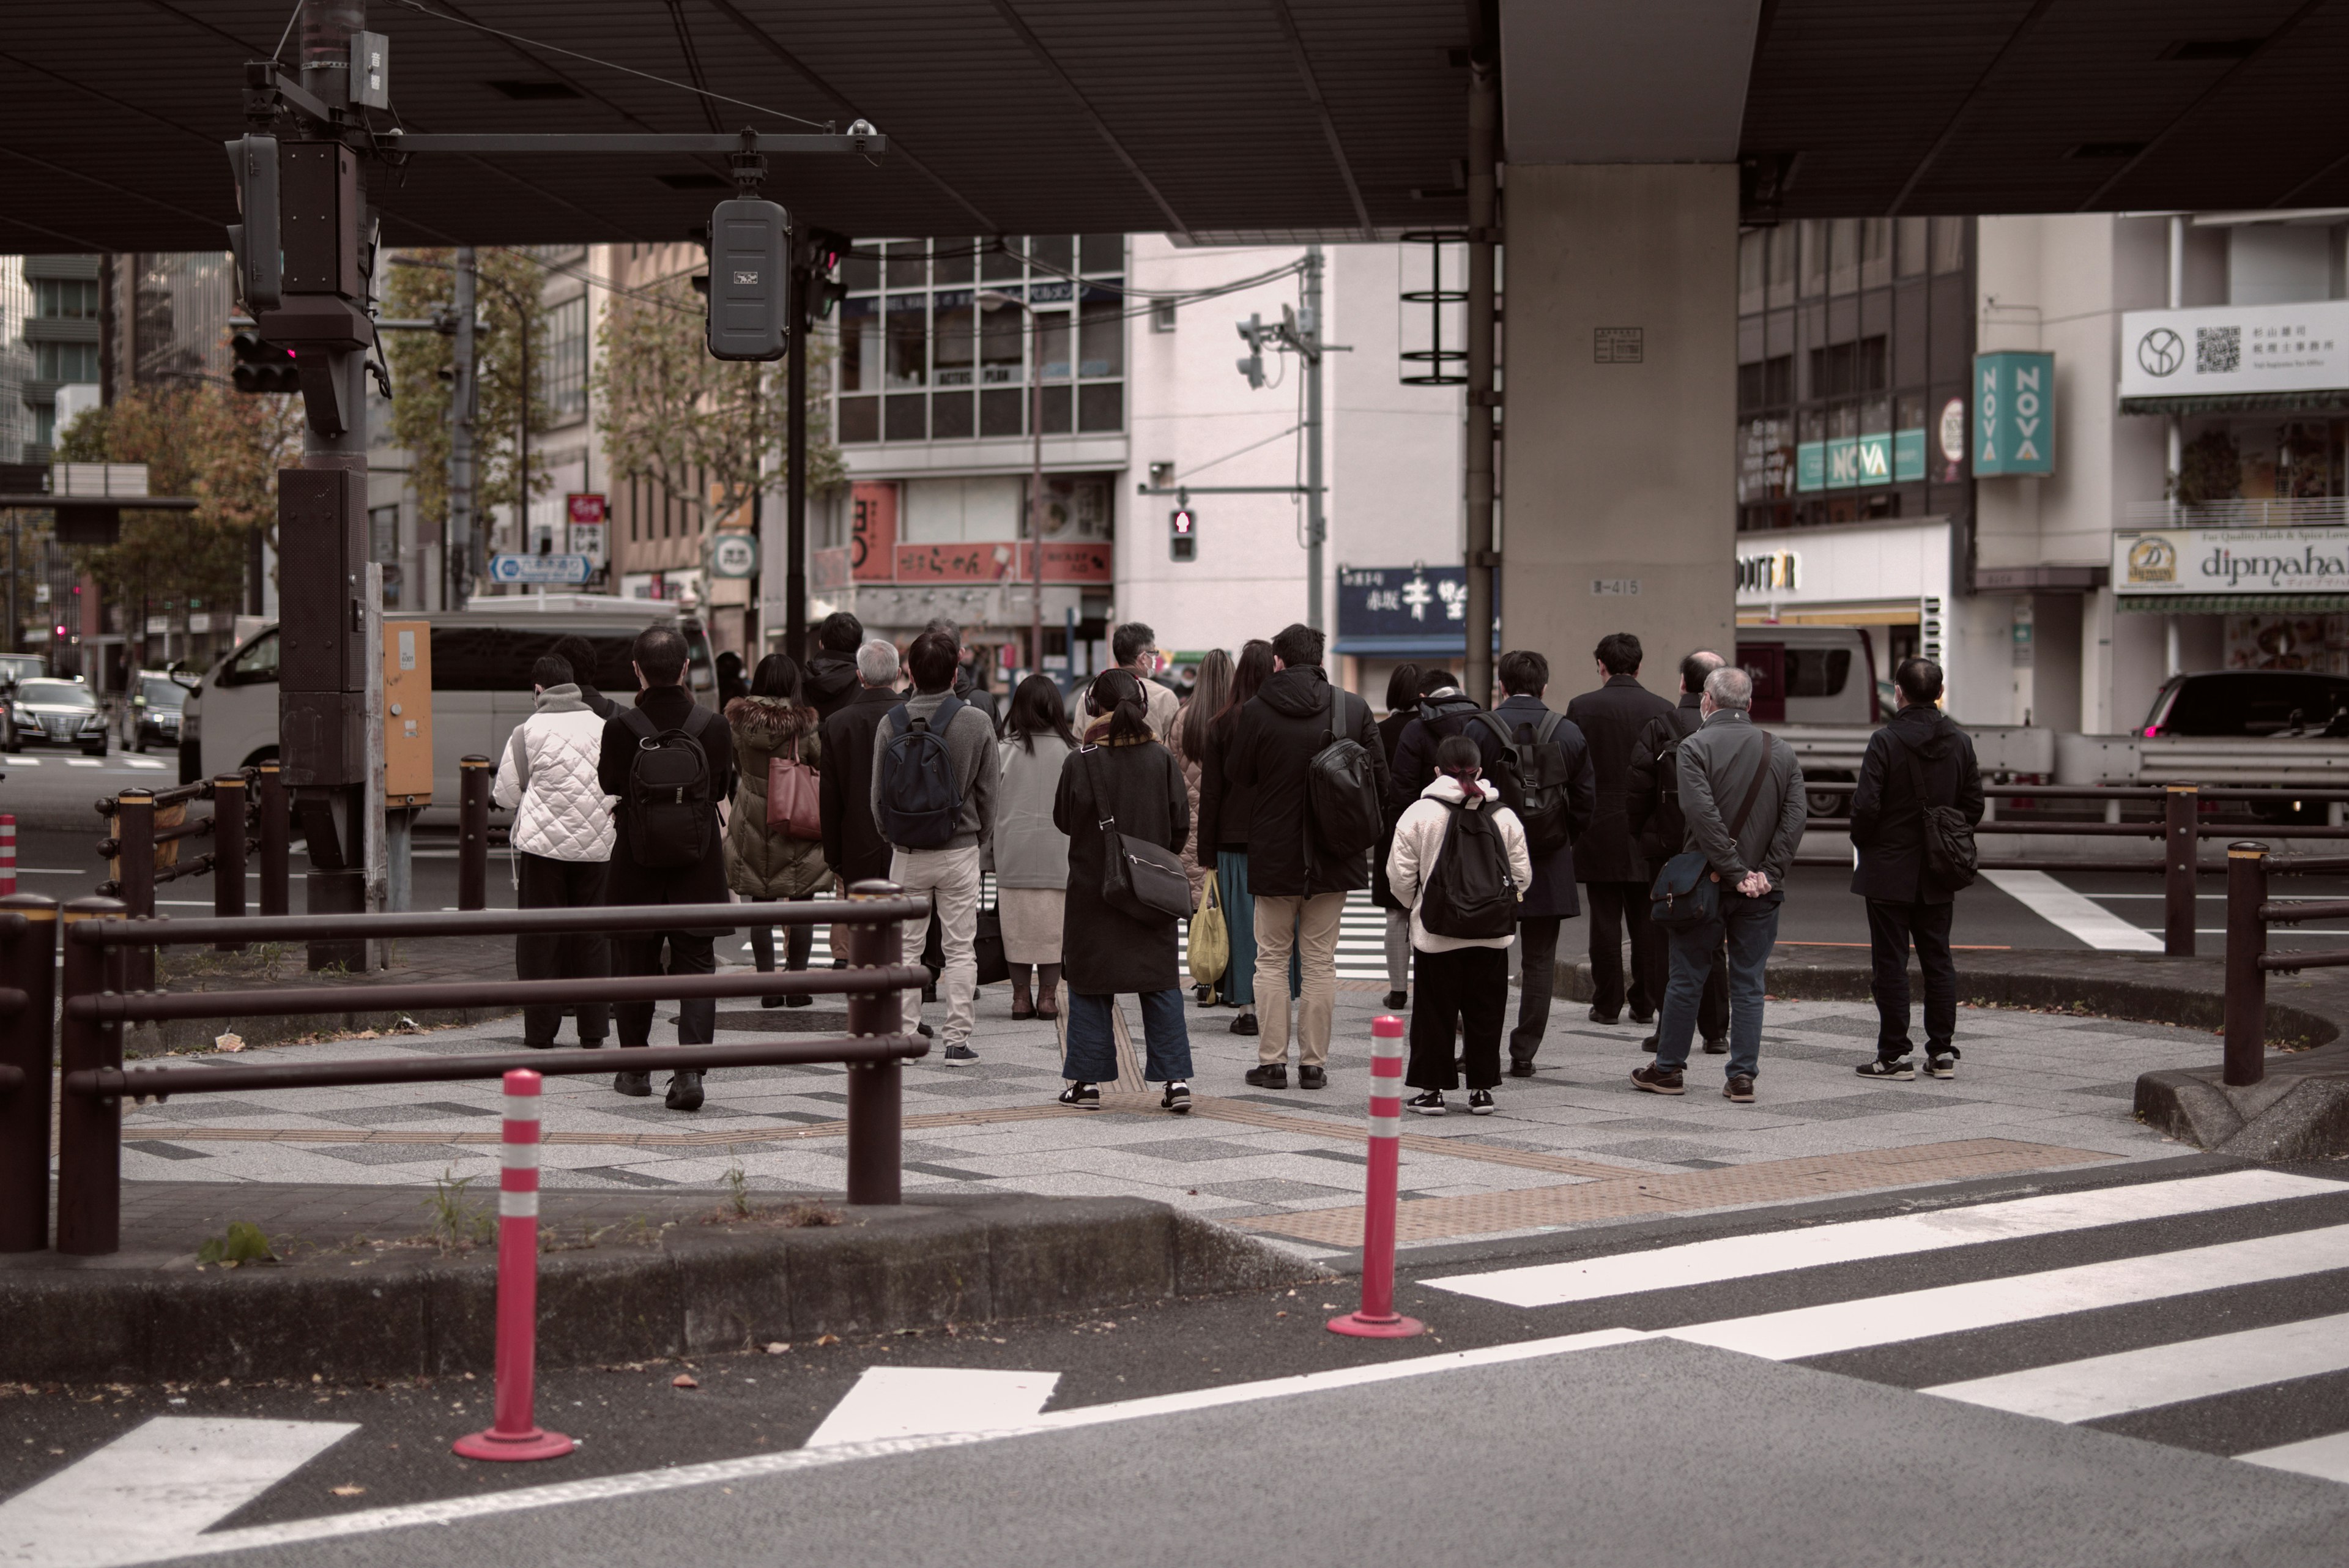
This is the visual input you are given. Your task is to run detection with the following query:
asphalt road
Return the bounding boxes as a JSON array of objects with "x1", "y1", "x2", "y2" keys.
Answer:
[{"x1": 4, "y1": 1157, "x2": 2345, "y2": 1566}]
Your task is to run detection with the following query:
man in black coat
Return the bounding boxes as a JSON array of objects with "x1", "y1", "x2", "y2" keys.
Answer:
[
  {"x1": 1628, "y1": 650, "x2": 1731, "y2": 1055},
  {"x1": 1850, "y1": 657, "x2": 1983, "y2": 1081},
  {"x1": 598, "y1": 623, "x2": 737, "y2": 1112},
  {"x1": 1387, "y1": 667, "x2": 1485, "y2": 812},
  {"x1": 802, "y1": 611, "x2": 866, "y2": 723},
  {"x1": 1564, "y1": 632, "x2": 1675, "y2": 1025},
  {"x1": 1466, "y1": 650, "x2": 1596, "y2": 1075},
  {"x1": 819, "y1": 637, "x2": 905, "y2": 893},
  {"x1": 1226, "y1": 622, "x2": 1389, "y2": 1090}
]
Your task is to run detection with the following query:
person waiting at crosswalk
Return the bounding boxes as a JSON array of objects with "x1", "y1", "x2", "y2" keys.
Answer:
[{"x1": 1389, "y1": 735, "x2": 1531, "y2": 1116}]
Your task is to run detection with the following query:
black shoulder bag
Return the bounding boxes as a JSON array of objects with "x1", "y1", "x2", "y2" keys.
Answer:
[
  {"x1": 1084, "y1": 746, "x2": 1192, "y2": 926},
  {"x1": 1650, "y1": 733, "x2": 1774, "y2": 931},
  {"x1": 1897, "y1": 740, "x2": 1979, "y2": 892}
]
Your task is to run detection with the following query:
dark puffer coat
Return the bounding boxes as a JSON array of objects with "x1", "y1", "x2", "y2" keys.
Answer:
[{"x1": 723, "y1": 696, "x2": 830, "y2": 899}]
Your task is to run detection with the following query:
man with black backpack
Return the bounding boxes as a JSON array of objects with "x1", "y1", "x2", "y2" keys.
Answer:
[
  {"x1": 597, "y1": 624, "x2": 736, "y2": 1112},
  {"x1": 870, "y1": 627, "x2": 998, "y2": 1065},
  {"x1": 1628, "y1": 650, "x2": 1730, "y2": 1057},
  {"x1": 1226, "y1": 622, "x2": 1388, "y2": 1090},
  {"x1": 1472, "y1": 650, "x2": 1595, "y2": 1076},
  {"x1": 1850, "y1": 657, "x2": 1983, "y2": 1082}
]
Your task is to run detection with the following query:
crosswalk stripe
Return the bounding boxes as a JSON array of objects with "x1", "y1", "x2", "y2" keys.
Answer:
[
  {"x1": 1921, "y1": 1312, "x2": 2349, "y2": 1424},
  {"x1": 1663, "y1": 1222, "x2": 2349, "y2": 1362},
  {"x1": 2238, "y1": 1429, "x2": 2349, "y2": 1484},
  {"x1": 1983, "y1": 869, "x2": 2165, "y2": 952},
  {"x1": 1420, "y1": 1170, "x2": 2345, "y2": 1307}
]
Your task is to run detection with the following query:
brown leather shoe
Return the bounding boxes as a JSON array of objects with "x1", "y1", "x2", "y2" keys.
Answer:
[{"x1": 1723, "y1": 1075, "x2": 1756, "y2": 1103}]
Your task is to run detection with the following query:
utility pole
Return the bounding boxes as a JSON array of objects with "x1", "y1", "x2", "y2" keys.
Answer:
[
  {"x1": 1303, "y1": 245, "x2": 1326, "y2": 633},
  {"x1": 1463, "y1": 55, "x2": 1500, "y2": 706},
  {"x1": 783, "y1": 297, "x2": 806, "y2": 656},
  {"x1": 448, "y1": 245, "x2": 477, "y2": 608}
]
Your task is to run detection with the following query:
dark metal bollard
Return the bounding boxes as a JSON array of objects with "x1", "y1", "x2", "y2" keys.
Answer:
[
  {"x1": 842, "y1": 879, "x2": 907, "y2": 1205},
  {"x1": 55, "y1": 897, "x2": 127, "y2": 1257},
  {"x1": 2164, "y1": 783, "x2": 2198, "y2": 957},
  {"x1": 0, "y1": 894, "x2": 57, "y2": 1252},
  {"x1": 211, "y1": 775, "x2": 247, "y2": 949},
  {"x1": 2222, "y1": 841, "x2": 2269, "y2": 1089},
  {"x1": 116, "y1": 790, "x2": 156, "y2": 992},
  {"x1": 258, "y1": 762, "x2": 289, "y2": 916},
  {"x1": 459, "y1": 756, "x2": 491, "y2": 912}
]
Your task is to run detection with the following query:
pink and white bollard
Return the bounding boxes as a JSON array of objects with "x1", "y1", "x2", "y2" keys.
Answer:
[
  {"x1": 0, "y1": 815, "x2": 15, "y2": 896},
  {"x1": 453, "y1": 1069, "x2": 575, "y2": 1462},
  {"x1": 1328, "y1": 1014, "x2": 1426, "y2": 1339}
]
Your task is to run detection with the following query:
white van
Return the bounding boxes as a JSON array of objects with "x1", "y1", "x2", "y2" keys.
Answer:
[
  {"x1": 182, "y1": 603, "x2": 716, "y2": 800},
  {"x1": 1734, "y1": 625, "x2": 1885, "y2": 726}
]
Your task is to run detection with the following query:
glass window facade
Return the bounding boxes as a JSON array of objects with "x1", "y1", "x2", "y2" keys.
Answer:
[
  {"x1": 545, "y1": 295, "x2": 587, "y2": 422},
  {"x1": 837, "y1": 237, "x2": 1126, "y2": 444},
  {"x1": 1737, "y1": 216, "x2": 1974, "y2": 531}
]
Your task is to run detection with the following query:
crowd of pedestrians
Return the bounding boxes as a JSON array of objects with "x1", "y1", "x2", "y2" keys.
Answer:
[{"x1": 492, "y1": 606, "x2": 1983, "y2": 1117}]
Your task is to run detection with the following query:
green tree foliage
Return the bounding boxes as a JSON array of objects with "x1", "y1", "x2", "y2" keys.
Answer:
[
  {"x1": 590, "y1": 273, "x2": 843, "y2": 529},
  {"x1": 380, "y1": 248, "x2": 553, "y2": 538}
]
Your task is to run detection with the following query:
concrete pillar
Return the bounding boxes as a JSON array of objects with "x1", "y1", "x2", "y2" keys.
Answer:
[{"x1": 1500, "y1": 165, "x2": 1737, "y2": 700}]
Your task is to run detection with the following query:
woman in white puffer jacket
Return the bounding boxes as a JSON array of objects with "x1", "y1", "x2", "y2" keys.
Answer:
[
  {"x1": 493, "y1": 652, "x2": 619, "y2": 1049},
  {"x1": 1387, "y1": 734, "x2": 1531, "y2": 1116}
]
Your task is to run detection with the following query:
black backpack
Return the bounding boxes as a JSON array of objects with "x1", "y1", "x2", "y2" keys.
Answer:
[
  {"x1": 1420, "y1": 798, "x2": 1518, "y2": 940},
  {"x1": 622, "y1": 705, "x2": 716, "y2": 869},
  {"x1": 1646, "y1": 708, "x2": 1702, "y2": 856},
  {"x1": 878, "y1": 693, "x2": 968, "y2": 849},
  {"x1": 1896, "y1": 737, "x2": 1978, "y2": 891},
  {"x1": 1475, "y1": 710, "x2": 1576, "y2": 856},
  {"x1": 1305, "y1": 685, "x2": 1382, "y2": 864}
]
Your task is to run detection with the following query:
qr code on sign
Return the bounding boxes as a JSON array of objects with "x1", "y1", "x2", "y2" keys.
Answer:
[{"x1": 2197, "y1": 325, "x2": 2240, "y2": 374}]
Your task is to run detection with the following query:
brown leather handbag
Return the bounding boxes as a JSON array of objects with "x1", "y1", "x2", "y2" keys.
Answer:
[{"x1": 764, "y1": 734, "x2": 823, "y2": 841}]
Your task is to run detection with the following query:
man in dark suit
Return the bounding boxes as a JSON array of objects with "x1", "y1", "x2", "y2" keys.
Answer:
[
  {"x1": 1564, "y1": 632, "x2": 1674, "y2": 1025},
  {"x1": 1628, "y1": 650, "x2": 1730, "y2": 1055},
  {"x1": 1850, "y1": 657, "x2": 1983, "y2": 1081}
]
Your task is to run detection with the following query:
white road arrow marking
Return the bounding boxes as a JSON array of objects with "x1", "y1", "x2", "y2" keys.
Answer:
[
  {"x1": 0, "y1": 1416, "x2": 358, "y2": 1568},
  {"x1": 804, "y1": 1366, "x2": 1059, "y2": 1447}
]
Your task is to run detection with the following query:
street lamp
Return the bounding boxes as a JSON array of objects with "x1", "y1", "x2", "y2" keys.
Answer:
[{"x1": 977, "y1": 288, "x2": 1048, "y2": 680}]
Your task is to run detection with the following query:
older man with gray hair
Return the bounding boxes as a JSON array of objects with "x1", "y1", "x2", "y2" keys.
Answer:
[{"x1": 1632, "y1": 663, "x2": 1806, "y2": 1102}]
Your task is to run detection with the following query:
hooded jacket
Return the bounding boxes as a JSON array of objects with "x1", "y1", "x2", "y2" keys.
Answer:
[
  {"x1": 1224, "y1": 664, "x2": 1389, "y2": 897},
  {"x1": 493, "y1": 684, "x2": 617, "y2": 863},
  {"x1": 803, "y1": 653, "x2": 864, "y2": 724},
  {"x1": 1850, "y1": 704, "x2": 1984, "y2": 905},
  {"x1": 1387, "y1": 774, "x2": 1531, "y2": 954},
  {"x1": 1386, "y1": 689, "x2": 1486, "y2": 814},
  {"x1": 722, "y1": 695, "x2": 831, "y2": 899}
]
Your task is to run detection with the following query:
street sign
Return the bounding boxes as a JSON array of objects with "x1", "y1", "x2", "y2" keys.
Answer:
[
  {"x1": 708, "y1": 532, "x2": 759, "y2": 578},
  {"x1": 487, "y1": 553, "x2": 592, "y2": 585},
  {"x1": 566, "y1": 495, "x2": 608, "y2": 567}
]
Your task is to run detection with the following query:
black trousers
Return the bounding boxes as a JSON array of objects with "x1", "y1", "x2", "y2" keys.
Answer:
[
  {"x1": 515, "y1": 852, "x2": 609, "y2": 1047},
  {"x1": 1407, "y1": 945, "x2": 1509, "y2": 1091},
  {"x1": 1867, "y1": 898, "x2": 1959, "y2": 1059},
  {"x1": 1584, "y1": 880, "x2": 1658, "y2": 1019},
  {"x1": 612, "y1": 927, "x2": 718, "y2": 1051},
  {"x1": 1509, "y1": 916, "x2": 1561, "y2": 1063}
]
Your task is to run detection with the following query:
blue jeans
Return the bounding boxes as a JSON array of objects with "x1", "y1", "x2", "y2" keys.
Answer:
[
  {"x1": 1214, "y1": 851, "x2": 1301, "y2": 1006},
  {"x1": 1655, "y1": 891, "x2": 1781, "y2": 1081},
  {"x1": 1064, "y1": 989, "x2": 1194, "y2": 1085}
]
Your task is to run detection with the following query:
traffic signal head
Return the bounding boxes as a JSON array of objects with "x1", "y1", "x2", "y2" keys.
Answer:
[
  {"x1": 1234, "y1": 314, "x2": 1267, "y2": 388},
  {"x1": 707, "y1": 198, "x2": 790, "y2": 362},
  {"x1": 231, "y1": 331, "x2": 299, "y2": 395},
  {"x1": 223, "y1": 135, "x2": 281, "y2": 312},
  {"x1": 1169, "y1": 507, "x2": 1197, "y2": 563}
]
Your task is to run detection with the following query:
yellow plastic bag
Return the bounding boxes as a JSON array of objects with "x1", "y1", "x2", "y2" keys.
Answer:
[{"x1": 1187, "y1": 871, "x2": 1229, "y2": 988}]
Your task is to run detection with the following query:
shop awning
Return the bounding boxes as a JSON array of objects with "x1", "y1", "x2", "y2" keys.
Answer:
[
  {"x1": 2120, "y1": 392, "x2": 2349, "y2": 417},
  {"x1": 2118, "y1": 593, "x2": 2349, "y2": 614}
]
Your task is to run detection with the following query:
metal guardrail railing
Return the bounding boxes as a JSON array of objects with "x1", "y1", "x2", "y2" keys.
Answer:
[
  {"x1": 2221, "y1": 843, "x2": 2349, "y2": 1090},
  {"x1": 0, "y1": 885, "x2": 931, "y2": 1258}
]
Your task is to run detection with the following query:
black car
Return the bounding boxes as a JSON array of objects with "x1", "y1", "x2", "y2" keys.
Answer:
[
  {"x1": 120, "y1": 672, "x2": 187, "y2": 753},
  {"x1": 2140, "y1": 671, "x2": 2349, "y2": 738},
  {"x1": 3, "y1": 677, "x2": 108, "y2": 755}
]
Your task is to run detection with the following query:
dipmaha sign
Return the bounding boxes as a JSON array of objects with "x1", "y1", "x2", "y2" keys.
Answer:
[
  {"x1": 1975, "y1": 352, "x2": 2054, "y2": 476},
  {"x1": 2113, "y1": 527, "x2": 2349, "y2": 596}
]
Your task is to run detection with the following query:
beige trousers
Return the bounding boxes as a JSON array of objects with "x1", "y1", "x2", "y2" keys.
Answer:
[{"x1": 1252, "y1": 891, "x2": 1346, "y2": 1067}]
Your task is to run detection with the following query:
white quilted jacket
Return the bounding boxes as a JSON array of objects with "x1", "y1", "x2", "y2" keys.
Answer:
[{"x1": 492, "y1": 686, "x2": 617, "y2": 862}]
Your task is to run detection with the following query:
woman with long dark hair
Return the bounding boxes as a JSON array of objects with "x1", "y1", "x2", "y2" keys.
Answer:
[
  {"x1": 1170, "y1": 647, "x2": 1233, "y2": 998},
  {"x1": 1193, "y1": 638, "x2": 1298, "y2": 1034},
  {"x1": 1371, "y1": 663, "x2": 1422, "y2": 1011},
  {"x1": 995, "y1": 674, "x2": 1077, "y2": 1019},
  {"x1": 1052, "y1": 668, "x2": 1193, "y2": 1112},
  {"x1": 723, "y1": 653, "x2": 828, "y2": 1005}
]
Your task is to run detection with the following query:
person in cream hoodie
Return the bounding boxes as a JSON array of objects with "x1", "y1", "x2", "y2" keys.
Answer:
[{"x1": 1387, "y1": 733, "x2": 1531, "y2": 1116}]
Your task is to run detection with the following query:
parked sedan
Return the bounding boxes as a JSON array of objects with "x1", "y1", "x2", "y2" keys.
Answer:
[
  {"x1": 119, "y1": 672, "x2": 187, "y2": 753},
  {"x1": 3, "y1": 677, "x2": 108, "y2": 755}
]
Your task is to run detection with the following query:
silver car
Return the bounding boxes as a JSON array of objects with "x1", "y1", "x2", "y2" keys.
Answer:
[{"x1": 3, "y1": 677, "x2": 108, "y2": 756}]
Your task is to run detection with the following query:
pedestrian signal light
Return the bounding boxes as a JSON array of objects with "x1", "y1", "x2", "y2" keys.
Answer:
[
  {"x1": 1170, "y1": 507, "x2": 1197, "y2": 563},
  {"x1": 231, "y1": 331, "x2": 300, "y2": 395}
]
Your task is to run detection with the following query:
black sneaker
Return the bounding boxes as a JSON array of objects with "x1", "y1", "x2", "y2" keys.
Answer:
[
  {"x1": 1162, "y1": 1081, "x2": 1192, "y2": 1114},
  {"x1": 1382, "y1": 990, "x2": 1409, "y2": 1011},
  {"x1": 1467, "y1": 1089, "x2": 1496, "y2": 1115},
  {"x1": 1723, "y1": 1075, "x2": 1755, "y2": 1103},
  {"x1": 916, "y1": 1021, "x2": 935, "y2": 1038},
  {"x1": 1855, "y1": 1057, "x2": 1915, "y2": 1080},
  {"x1": 785, "y1": 994, "x2": 813, "y2": 1009},
  {"x1": 1508, "y1": 1058, "x2": 1535, "y2": 1079},
  {"x1": 1639, "y1": 1034, "x2": 1659, "y2": 1054},
  {"x1": 665, "y1": 1072, "x2": 704, "y2": 1112},
  {"x1": 1297, "y1": 1065, "x2": 1326, "y2": 1090},
  {"x1": 1926, "y1": 1052, "x2": 1958, "y2": 1079},
  {"x1": 1588, "y1": 1006, "x2": 1619, "y2": 1025},
  {"x1": 1630, "y1": 1065, "x2": 1684, "y2": 1095},
  {"x1": 1702, "y1": 1038, "x2": 1729, "y2": 1055},
  {"x1": 1058, "y1": 1082, "x2": 1101, "y2": 1109},
  {"x1": 614, "y1": 1071, "x2": 652, "y2": 1098},
  {"x1": 1231, "y1": 1013, "x2": 1260, "y2": 1037},
  {"x1": 943, "y1": 1043, "x2": 978, "y2": 1065},
  {"x1": 1243, "y1": 1062, "x2": 1288, "y2": 1089},
  {"x1": 1630, "y1": 1008, "x2": 1656, "y2": 1027},
  {"x1": 1407, "y1": 1089, "x2": 1445, "y2": 1116}
]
